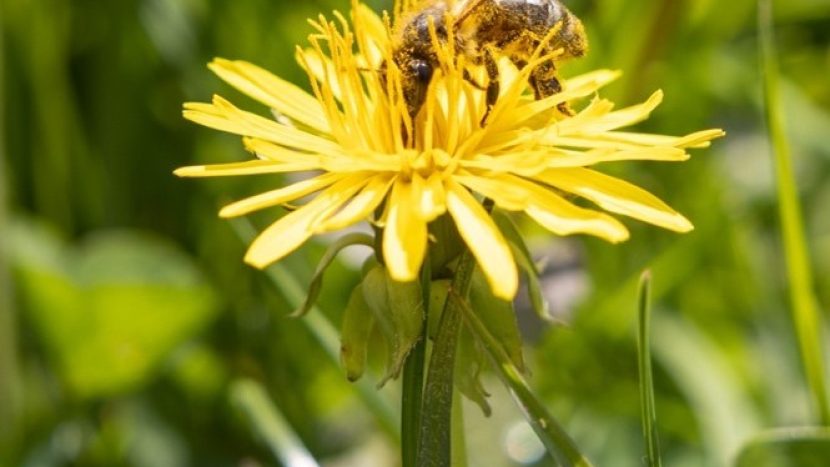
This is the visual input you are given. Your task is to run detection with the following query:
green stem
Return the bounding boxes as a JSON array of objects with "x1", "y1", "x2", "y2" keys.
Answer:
[
  {"x1": 401, "y1": 261, "x2": 430, "y2": 467},
  {"x1": 456, "y1": 294, "x2": 592, "y2": 467},
  {"x1": 637, "y1": 271, "x2": 662, "y2": 467},
  {"x1": 416, "y1": 248, "x2": 477, "y2": 467},
  {"x1": 758, "y1": 0, "x2": 830, "y2": 425}
]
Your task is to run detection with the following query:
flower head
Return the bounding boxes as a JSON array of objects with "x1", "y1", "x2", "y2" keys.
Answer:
[{"x1": 176, "y1": 1, "x2": 723, "y2": 300}]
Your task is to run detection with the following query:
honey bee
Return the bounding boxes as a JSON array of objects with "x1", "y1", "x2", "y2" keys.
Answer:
[{"x1": 390, "y1": 0, "x2": 588, "y2": 121}]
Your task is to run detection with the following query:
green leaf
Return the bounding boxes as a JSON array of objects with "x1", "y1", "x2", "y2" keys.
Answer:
[
  {"x1": 9, "y1": 219, "x2": 218, "y2": 399},
  {"x1": 292, "y1": 232, "x2": 374, "y2": 317},
  {"x1": 735, "y1": 427, "x2": 830, "y2": 467},
  {"x1": 340, "y1": 285, "x2": 375, "y2": 382}
]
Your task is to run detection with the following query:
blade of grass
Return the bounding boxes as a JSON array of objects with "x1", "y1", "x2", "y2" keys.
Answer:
[
  {"x1": 456, "y1": 294, "x2": 592, "y2": 467},
  {"x1": 637, "y1": 271, "x2": 662, "y2": 467},
  {"x1": 758, "y1": 0, "x2": 830, "y2": 425},
  {"x1": 230, "y1": 379, "x2": 320, "y2": 467},
  {"x1": 229, "y1": 218, "x2": 400, "y2": 439},
  {"x1": 0, "y1": 0, "x2": 21, "y2": 444}
]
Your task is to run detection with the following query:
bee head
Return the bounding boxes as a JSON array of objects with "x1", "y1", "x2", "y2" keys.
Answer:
[{"x1": 399, "y1": 56, "x2": 434, "y2": 119}]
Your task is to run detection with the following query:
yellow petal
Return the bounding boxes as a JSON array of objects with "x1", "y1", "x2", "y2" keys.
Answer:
[
  {"x1": 174, "y1": 159, "x2": 316, "y2": 178},
  {"x1": 493, "y1": 71, "x2": 620, "y2": 132},
  {"x1": 454, "y1": 174, "x2": 531, "y2": 211},
  {"x1": 244, "y1": 198, "x2": 332, "y2": 269},
  {"x1": 183, "y1": 96, "x2": 339, "y2": 154},
  {"x1": 544, "y1": 146, "x2": 689, "y2": 167},
  {"x1": 316, "y1": 175, "x2": 394, "y2": 232},
  {"x1": 219, "y1": 172, "x2": 342, "y2": 218},
  {"x1": 414, "y1": 172, "x2": 447, "y2": 221},
  {"x1": 242, "y1": 138, "x2": 324, "y2": 165},
  {"x1": 565, "y1": 91, "x2": 663, "y2": 134},
  {"x1": 297, "y1": 48, "x2": 342, "y2": 102},
  {"x1": 352, "y1": 3, "x2": 389, "y2": 65},
  {"x1": 597, "y1": 129, "x2": 726, "y2": 149},
  {"x1": 563, "y1": 69, "x2": 622, "y2": 92},
  {"x1": 209, "y1": 58, "x2": 330, "y2": 133},
  {"x1": 517, "y1": 177, "x2": 630, "y2": 242},
  {"x1": 445, "y1": 180, "x2": 518, "y2": 300},
  {"x1": 460, "y1": 151, "x2": 552, "y2": 176},
  {"x1": 536, "y1": 168, "x2": 693, "y2": 232},
  {"x1": 383, "y1": 180, "x2": 428, "y2": 282},
  {"x1": 244, "y1": 178, "x2": 364, "y2": 268}
]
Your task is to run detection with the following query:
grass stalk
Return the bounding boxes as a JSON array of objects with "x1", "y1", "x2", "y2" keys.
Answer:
[
  {"x1": 758, "y1": 0, "x2": 830, "y2": 425},
  {"x1": 0, "y1": 1, "x2": 21, "y2": 443},
  {"x1": 637, "y1": 271, "x2": 662, "y2": 467},
  {"x1": 230, "y1": 379, "x2": 320, "y2": 467}
]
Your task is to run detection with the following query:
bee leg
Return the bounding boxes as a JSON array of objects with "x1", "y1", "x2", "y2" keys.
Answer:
[
  {"x1": 530, "y1": 59, "x2": 573, "y2": 116},
  {"x1": 462, "y1": 69, "x2": 487, "y2": 90},
  {"x1": 481, "y1": 48, "x2": 499, "y2": 125}
]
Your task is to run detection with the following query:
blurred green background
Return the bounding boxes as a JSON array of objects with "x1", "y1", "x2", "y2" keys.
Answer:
[{"x1": 1, "y1": 0, "x2": 829, "y2": 465}]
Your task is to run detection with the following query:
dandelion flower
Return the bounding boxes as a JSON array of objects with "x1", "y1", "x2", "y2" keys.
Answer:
[{"x1": 175, "y1": 1, "x2": 724, "y2": 300}]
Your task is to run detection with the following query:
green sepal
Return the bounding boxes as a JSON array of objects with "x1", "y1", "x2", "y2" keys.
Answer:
[
  {"x1": 340, "y1": 285, "x2": 375, "y2": 382},
  {"x1": 427, "y1": 279, "x2": 451, "y2": 339},
  {"x1": 456, "y1": 325, "x2": 492, "y2": 416},
  {"x1": 291, "y1": 233, "x2": 374, "y2": 317},
  {"x1": 362, "y1": 264, "x2": 424, "y2": 386},
  {"x1": 427, "y1": 214, "x2": 464, "y2": 274},
  {"x1": 493, "y1": 211, "x2": 554, "y2": 324},
  {"x1": 470, "y1": 269, "x2": 525, "y2": 373}
]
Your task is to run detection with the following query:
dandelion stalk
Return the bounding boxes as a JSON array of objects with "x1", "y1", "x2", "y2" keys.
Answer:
[
  {"x1": 417, "y1": 247, "x2": 477, "y2": 467},
  {"x1": 758, "y1": 0, "x2": 830, "y2": 425},
  {"x1": 400, "y1": 261, "x2": 429, "y2": 467}
]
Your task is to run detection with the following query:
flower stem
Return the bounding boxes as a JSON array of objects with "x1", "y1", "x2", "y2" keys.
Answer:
[
  {"x1": 401, "y1": 261, "x2": 430, "y2": 467},
  {"x1": 416, "y1": 248, "x2": 477, "y2": 467}
]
